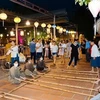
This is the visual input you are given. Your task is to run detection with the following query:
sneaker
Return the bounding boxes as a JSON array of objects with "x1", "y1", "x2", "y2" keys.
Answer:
[{"x1": 74, "y1": 66, "x2": 77, "y2": 69}]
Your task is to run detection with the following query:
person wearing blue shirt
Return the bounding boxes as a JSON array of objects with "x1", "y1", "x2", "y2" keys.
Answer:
[{"x1": 29, "y1": 38, "x2": 36, "y2": 64}]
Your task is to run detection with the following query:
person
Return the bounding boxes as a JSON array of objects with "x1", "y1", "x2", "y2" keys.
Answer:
[
  {"x1": 66, "y1": 39, "x2": 72, "y2": 58},
  {"x1": 58, "y1": 40, "x2": 66, "y2": 64},
  {"x1": 85, "y1": 38, "x2": 90, "y2": 62},
  {"x1": 19, "y1": 52, "x2": 26, "y2": 63},
  {"x1": 5, "y1": 40, "x2": 11, "y2": 62},
  {"x1": 81, "y1": 40, "x2": 86, "y2": 54},
  {"x1": 67, "y1": 40, "x2": 79, "y2": 69},
  {"x1": 23, "y1": 58, "x2": 39, "y2": 78},
  {"x1": 44, "y1": 41, "x2": 49, "y2": 58},
  {"x1": 29, "y1": 38, "x2": 36, "y2": 64},
  {"x1": 36, "y1": 39, "x2": 43, "y2": 60},
  {"x1": 8, "y1": 60, "x2": 26, "y2": 84},
  {"x1": 90, "y1": 40, "x2": 100, "y2": 72},
  {"x1": 51, "y1": 41, "x2": 58, "y2": 66},
  {"x1": 36, "y1": 57, "x2": 50, "y2": 72},
  {"x1": 6, "y1": 41, "x2": 19, "y2": 66}
]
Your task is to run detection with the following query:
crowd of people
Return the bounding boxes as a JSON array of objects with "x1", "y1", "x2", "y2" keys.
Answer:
[{"x1": 4, "y1": 38, "x2": 100, "y2": 87}]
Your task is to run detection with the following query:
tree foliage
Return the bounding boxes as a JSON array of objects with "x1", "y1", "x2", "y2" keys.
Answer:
[{"x1": 75, "y1": 0, "x2": 91, "y2": 6}]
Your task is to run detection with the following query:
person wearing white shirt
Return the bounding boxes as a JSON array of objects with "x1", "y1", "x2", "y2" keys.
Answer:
[
  {"x1": 91, "y1": 40, "x2": 100, "y2": 72},
  {"x1": 58, "y1": 41, "x2": 66, "y2": 64},
  {"x1": 36, "y1": 39, "x2": 43, "y2": 60},
  {"x1": 51, "y1": 41, "x2": 58, "y2": 66},
  {"x1": 6, "y1": 41, "x2": 19, "y2": 66},
  {"x1": 66, "y1": 40, "x2": 72, "y2": 58}
]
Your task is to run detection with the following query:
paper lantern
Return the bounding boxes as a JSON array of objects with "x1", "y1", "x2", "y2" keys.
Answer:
[
  {"x1": 34, "y1": 22, "x2": 39, "y2": 28},
  {"x1": 41, "y1": 23, "x2": 46, "y2": 28},
  {"x1": 14, "y1": 17, "x2": 21, "y2": 23},
  {"x1": 88, "y1": 0, "x2": 100, "y2": 18},
  {"x1": 0, "y1": 13, "x2": 7, "y2": 20}
]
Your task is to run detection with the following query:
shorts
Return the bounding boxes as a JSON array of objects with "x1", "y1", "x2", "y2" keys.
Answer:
[{"x1": 52, "y1": 53, "x2": 57, "y2": 56}]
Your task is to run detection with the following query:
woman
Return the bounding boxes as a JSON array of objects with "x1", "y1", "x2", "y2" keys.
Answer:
[
  {"x1": 58, "y1": 41, "x2": 66, "y2": 64},
  {"x1": 51, "y1": 41, "x2": 58, "y2": 66},
  {"x1": 90, "y1": 40, "x2": 100, "y2": 72},
  {"x1": 67, "y1": 40, "x2": 79, "y2": 69}
]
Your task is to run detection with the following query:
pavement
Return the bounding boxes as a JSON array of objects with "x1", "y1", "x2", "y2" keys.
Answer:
[{"x1": 0, "y1": 55, "x2": 99, "y2": 100}]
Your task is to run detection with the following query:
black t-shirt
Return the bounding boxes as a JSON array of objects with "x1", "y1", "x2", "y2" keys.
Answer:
[{"x1": 71, "y1": 44, "x2": 79, "y2": 56}]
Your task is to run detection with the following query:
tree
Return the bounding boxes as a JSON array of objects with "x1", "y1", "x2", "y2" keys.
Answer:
[{"x1": 75, "y1": 0, "x2": 91, "y2": 6}]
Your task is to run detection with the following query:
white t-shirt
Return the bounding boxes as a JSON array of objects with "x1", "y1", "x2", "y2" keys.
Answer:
[
  {"x1": 91, "y1": 44, "x2": 100, "y2": 57},
  {"x1": 36, "y1": 42, "x2": 43, "y2": 53},
  {"x1": 11, "y1": 46, "x2": 18, "y2": 57},
  {"x1": 66, "y1": 42, "x2": 71, "y2": 50},
  {"x1": 62, "y1": 43, "x2": 67, "y2": 48},
  {"x1": 51, "y1": 45, "x2": 58, "y2": 53}
]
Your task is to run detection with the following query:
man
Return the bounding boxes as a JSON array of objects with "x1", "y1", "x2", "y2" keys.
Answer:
[
  {"x1": 24, "y1": 58, "x2": 39, "y2": 78},
  {"x1": 8, "y1": 60, "x2": 25, "y2": 84},
  {"x1": 29, "y1": 38, "x2": 36, "y2": 64},
  {"x1": 36, "y1": 39, "x2": 43, "y2": 60}
]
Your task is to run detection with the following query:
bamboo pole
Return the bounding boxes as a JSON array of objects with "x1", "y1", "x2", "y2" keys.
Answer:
[
  {"x1": 27, "y1": 79, "x2": 97, "y2": 92},
  {"x1": 8, "y1": 83, "x2": 27, "y2": 94},
  {"x1": 3, "y1": 96, "x2": 19, "y2": 100},
  {"x1": 23, "y1": 80, "x2": 94, "y2": 97},
  {"x1": 3, "y1": 92, "x2": 34, "y2": 100},
  {"x1": 47, "y1": 74, "x2": 98, "y2": 81},
  {"x1": 53, "y1": 70, "x2": 97, "y2": 76},
  {"x1": 87, "y1": 75, "x2": 98, "y2": 100},
  {"x1": 44, "y1": 75, "x2": 95, "y2": 83},
  {"x1": 60, "y1": 69, "x2": 98, "y2": 74}
]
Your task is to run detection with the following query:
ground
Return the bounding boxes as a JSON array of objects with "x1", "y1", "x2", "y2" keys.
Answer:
[{"x1": 0, "y1": 55, "x2": 99, "y2": 100}]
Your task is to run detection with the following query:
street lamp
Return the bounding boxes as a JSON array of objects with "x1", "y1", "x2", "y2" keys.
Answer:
[
  {"x1": 0, "y1": 13, "x2": 7, "y2": 26},
  {"x1": 88, "y1": 0, "x2": 100, "y2": 36},
  {"x1": 34, "y1": 21, "x2": 39, "y2": 38},
  {"x1": 14, "y1": 16, "x2": 21, "y2": 45}
]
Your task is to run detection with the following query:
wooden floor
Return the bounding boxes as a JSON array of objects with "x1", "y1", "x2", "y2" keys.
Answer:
[{"x1": 0, "y1": 55, "x2": 99, "y2": 100}]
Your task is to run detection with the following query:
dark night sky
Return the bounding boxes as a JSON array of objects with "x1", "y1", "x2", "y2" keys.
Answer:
[{"x1": 0, "y1": 0, "x2": 95, "y2": 39}]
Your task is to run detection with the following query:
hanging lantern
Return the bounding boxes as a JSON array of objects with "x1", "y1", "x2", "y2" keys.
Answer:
[
  {"x1": 59, "y1": 27, "x2": 63, "y2": 33},
  {"x1": 10, "y1": 31, "x2": 15, "y2": 36},
  {"x1": 47, "y1": 28, "x2": 50, "y2": 34},
  {"x1": 26, "y1": 20, "x2": 30, "y2": 26},
  {"x1": 34, "y1": 22, "x2": 39, "y2": 28},
  {"x1": 0, "y1": 13, "x2": 7, "y2": 20},
  {"x1": 41, "y1": 23, "x2": 46, "y2": 28},
  {"x1": 0, "y1": 13, "x2": 7, "y2": 26},
  {"x1": 14, "y1": 17, "x2": 21, "y2": 24},
  {"x1": 20, "y1": 31, "x2": 24, "y2": 36},
  {"x1": 47, "y1": 24, "x2": 51, "y2": 28},
  {"x1": 88, "y1": 0, "x2": 100, "y2": 18},
  {"x1": 56, "y1": 26, "x2": 60, "y2": 30},
  {"x1": 63, "y1": 29, "x2": 66, "y2": 32}
]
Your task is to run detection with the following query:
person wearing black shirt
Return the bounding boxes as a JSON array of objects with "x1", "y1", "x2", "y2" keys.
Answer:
[{"x1": 67, "y1": 41, "x2": 79, "y2": 68}]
